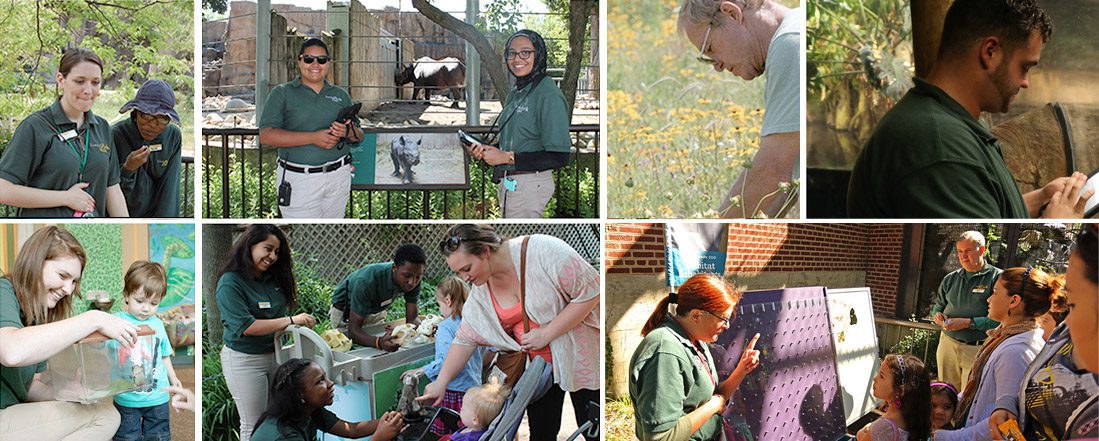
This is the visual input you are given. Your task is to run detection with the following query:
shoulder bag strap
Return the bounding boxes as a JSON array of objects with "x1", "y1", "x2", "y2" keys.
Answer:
[{"x1": 520, "y1": 235, "x2": 531, "y2": 335}]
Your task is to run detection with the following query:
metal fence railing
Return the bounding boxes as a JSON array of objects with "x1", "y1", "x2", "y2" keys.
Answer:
[
  {"x1": 1, "y1": 156, "x2": 195, "y2": 218},
  {"x1": 202, "y1": 125, "x2": 598, "y2": 219},
  {"x1": 874, "y1": 316, "x2": 940, "y2": 371}
]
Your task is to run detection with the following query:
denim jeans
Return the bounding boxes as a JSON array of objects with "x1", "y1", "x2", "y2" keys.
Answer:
[{"x1": 113, "y1": 402, "x2": 170, "y2": 441}]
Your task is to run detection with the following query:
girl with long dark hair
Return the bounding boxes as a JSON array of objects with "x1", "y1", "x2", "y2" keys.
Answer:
[
  {"x1": 858, "y1": 354, "x2": 932, "y2": 441},
  {"x1": 217, "y1": 224, "x2": 317, "y2": 441}
]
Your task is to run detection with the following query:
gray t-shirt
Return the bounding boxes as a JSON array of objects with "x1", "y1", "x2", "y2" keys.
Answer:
[{"x1": 761, "y1": 6, "x2": 803, "y2": 179}]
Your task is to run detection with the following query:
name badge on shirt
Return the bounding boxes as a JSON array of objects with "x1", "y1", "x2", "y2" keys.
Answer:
[
  {"x1": 258, "y1": 301, "x2": 272, "y2": 309},
  {"x1": 380, "y1": 299, "x2": 393, "y2": 308},
  {"x1": 147, "y1": 144, "x2": 163, "y2": 152},
  {"x1": 58, "y1": 129, "x2": 78, "y2": 141},
  {"x1": 973, "y1": 285, "x2": 988, "y2": 293}
]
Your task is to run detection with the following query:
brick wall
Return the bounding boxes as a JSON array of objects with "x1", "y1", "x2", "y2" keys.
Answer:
[
  {"x1": 867, "y1": 225, "x2": 905, "y2": 314},
  {"x1": 605, "y1": 223, "x2": 665, "y2": 274},
  {"x1": 605, "y1": 223, "x2": 905, "y2": 315}
]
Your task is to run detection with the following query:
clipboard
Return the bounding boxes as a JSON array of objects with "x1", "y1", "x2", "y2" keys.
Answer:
[{"x1": 1084, "y1": 167, "x2": 1099, "y2": 218}]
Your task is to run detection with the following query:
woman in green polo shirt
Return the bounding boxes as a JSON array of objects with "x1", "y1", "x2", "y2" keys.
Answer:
[
  {"x1": 629, "y1": 273, "x2": 762, "y2": 441},
  {"x1": 216, "y1": 224, "x2": 318, "y2": 441},
  {"x1": 0, "y1": 48, "x2": 128, "y2": 218},
  {"x1": 250, "y1": 358, "x2": 405, "y2": 441},
  {"x1": 0, "y1": 225, "x2": 140, "y2": 439},
  {"x1": 258, "y1": 38, "x2": 363, "y2": 219},
  {"x1": 465, "y1": 30, "x2": 572, "y2": 218}
]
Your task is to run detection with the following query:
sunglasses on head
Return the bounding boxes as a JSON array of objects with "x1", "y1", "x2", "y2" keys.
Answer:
[
  {"x1": 440, "y1": 235, "x2": 463, "y2": 253},
  {"x1": 300, "y1": 55, "x2": 330, "y2": 65}
]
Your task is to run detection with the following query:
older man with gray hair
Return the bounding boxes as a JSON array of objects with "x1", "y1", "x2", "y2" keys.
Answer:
[
  {"x1": 931, "y1": 230, "x2": 1003, "y2": 389},
  {"x1": 678, "y1": 0, "x2": 802, "y2": 218}
]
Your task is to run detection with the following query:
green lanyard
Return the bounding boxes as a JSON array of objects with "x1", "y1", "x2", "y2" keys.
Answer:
[{"x1": 61, "y1": 129, "x2": 89, "y2": 180}]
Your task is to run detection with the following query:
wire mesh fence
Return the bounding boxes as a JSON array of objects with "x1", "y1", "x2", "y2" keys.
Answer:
[{"x1": 281, "y1": 222, "x2": 601, "y2": 284}]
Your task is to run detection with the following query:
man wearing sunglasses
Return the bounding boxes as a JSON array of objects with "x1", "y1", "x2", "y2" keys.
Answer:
[
  {"x1": 679, "y1": 0, "x2": 803, "y2": 218},
  {"x1": 111, "y1": 79, "x2": 183, "y2": 217},
  {"x1": 259, "y1": 37, "x2": 363, "y2": 218}
]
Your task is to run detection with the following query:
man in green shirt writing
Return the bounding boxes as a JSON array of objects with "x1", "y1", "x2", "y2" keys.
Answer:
[
  {"x1": 931, "y1": 230, "x2": 1002, "y2": 388},
  {"x1": 329, "y1": 244, "x2": 425, "y2": 352},
  {"x1": 848, "y1": 0, "x2": 1092, "y2": 218}
]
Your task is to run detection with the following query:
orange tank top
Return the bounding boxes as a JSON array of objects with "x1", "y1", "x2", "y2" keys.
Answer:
[{"x1": 490, "y1": 287, "x2": 553, "y2": 363}]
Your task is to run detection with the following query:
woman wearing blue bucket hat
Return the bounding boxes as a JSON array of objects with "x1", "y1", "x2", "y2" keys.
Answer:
[{"x1": 111, "y1": 79, "x2": 183, "y2": 218}]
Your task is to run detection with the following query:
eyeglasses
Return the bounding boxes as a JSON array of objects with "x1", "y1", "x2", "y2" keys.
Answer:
[
  {"x1": 696, "y1": 24, "x2": 717, "y2": 65},
  {"x1": 702, "y1": 309, "x2": 732, "y2": 326},
  {"x1": 135, "y1": 111, "x2": 171, "y2": 126},
  {"x1": 300, "y1": 55, "x2": 330, "y2": 65},
  {"x1": 506, "y1": 50, "x2": 535, "y2": 61}
]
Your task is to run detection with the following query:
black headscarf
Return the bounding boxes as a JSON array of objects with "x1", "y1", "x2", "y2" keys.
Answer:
[{"x1": 505, "y1": 29, "x2": 548, "y2": 91}]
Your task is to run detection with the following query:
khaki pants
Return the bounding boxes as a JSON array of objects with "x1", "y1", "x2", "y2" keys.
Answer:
[
  {"x1": 329, "y1": 306, "x2": 387, "y2": 334},
  {"x1": 277, "y1": 159, "x2": 352, "y2": 219},
  {"x1": 936, "y1": 331, "x2": 982, "y2": 391},
  {"x1": 0, "y1": 399, "x2": 120, "y2": 440},
  {"x1": 498, "y1": 171, "x2": 554, "y2": 218},
  {"x1": 220, "y1": 346, "x2": 278, "y2": 441}
]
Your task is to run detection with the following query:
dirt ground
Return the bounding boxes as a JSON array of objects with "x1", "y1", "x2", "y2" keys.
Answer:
[{"x1": 514, "y1": 392, "x2": 583, "y2": 441}]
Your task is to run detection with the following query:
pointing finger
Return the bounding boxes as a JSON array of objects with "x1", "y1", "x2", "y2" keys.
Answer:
[{"x1": 746, "y1": 333, "x2": 760, "y2": 351}]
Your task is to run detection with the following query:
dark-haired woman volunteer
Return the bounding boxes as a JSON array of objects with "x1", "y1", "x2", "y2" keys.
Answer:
[
  {"x1": 0, "y1": 48, "x2": 128, "y2": 217},
  {"x1": 465, "y1": 30, "x2": 571, "y2": 218},
  {"x1": 258, "y1": 38, "x2": 363, "y2": 219}
]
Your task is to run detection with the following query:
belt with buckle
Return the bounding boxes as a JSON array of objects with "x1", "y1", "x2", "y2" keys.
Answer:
[
  {"x1": 948, "y1": 333, "x2": 985, "y2": 346},
  {"x1": 507, "y1": 170, "x2": 543, "y2": 176},
  {"x1": 278, "y1": 156, "x2": 351, "y2": 174}
]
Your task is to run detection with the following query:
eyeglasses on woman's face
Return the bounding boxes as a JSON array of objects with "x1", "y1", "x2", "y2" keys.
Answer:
[
  {"x1": 135, "y1": 111, "x2": 170, "y2": 126},
  {"x1": 506, "y1": 50, "x2": 535, "y2": 61},
  {"x1": 701, "y1": 309, "x2": 732, "y2": 326}
]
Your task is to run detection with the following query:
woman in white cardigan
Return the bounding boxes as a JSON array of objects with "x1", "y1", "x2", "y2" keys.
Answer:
[{"x1": 417, "y1": 224, "x2": 600, "y2": 441}]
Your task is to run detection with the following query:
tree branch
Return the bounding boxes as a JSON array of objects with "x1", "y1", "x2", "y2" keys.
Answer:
[
  {"x1": 560, "y1": 0, "x2": 595, "y2": 121},
  {"x1": 411, "y1": 0, "x2": 511, "y2": 104},
  {"x1": 23, "y1": 0, "x2": 46, "y2": 94}
]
